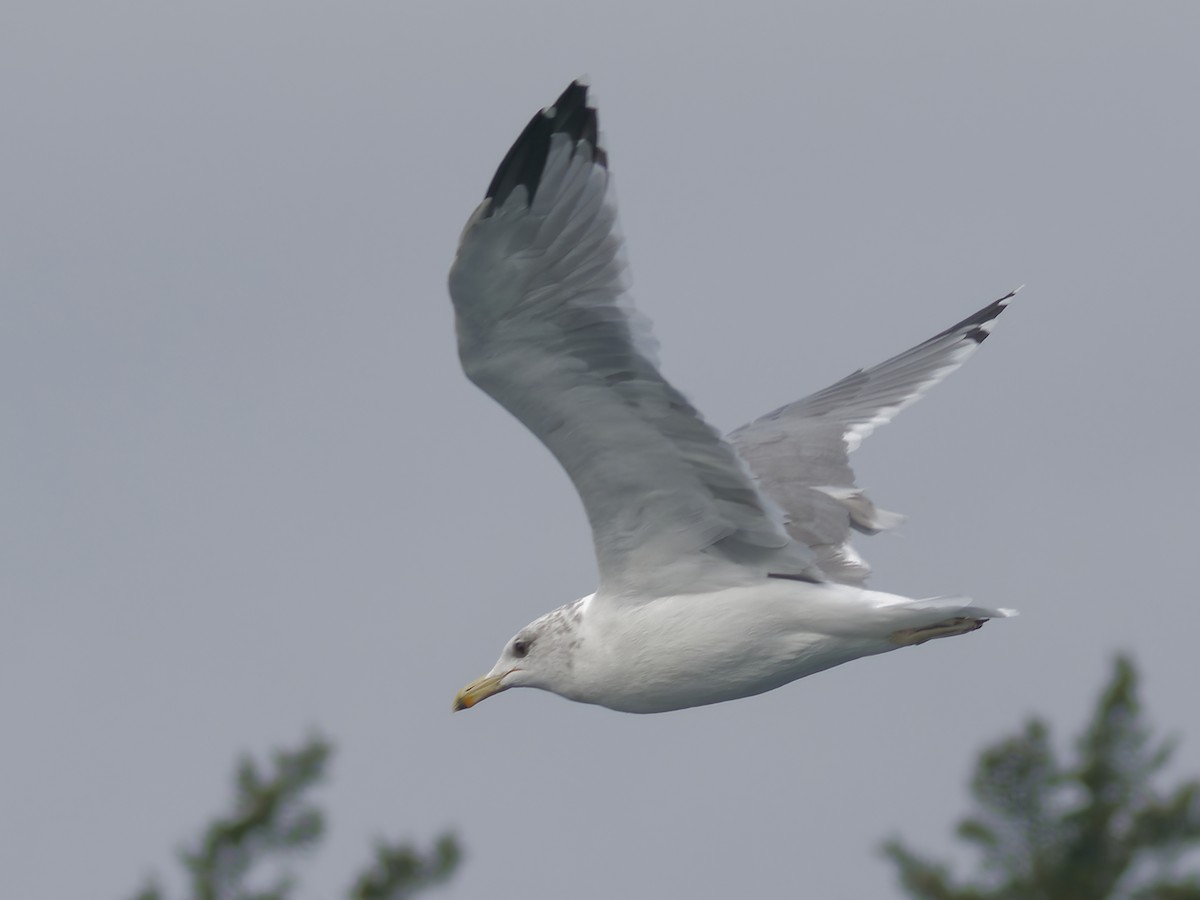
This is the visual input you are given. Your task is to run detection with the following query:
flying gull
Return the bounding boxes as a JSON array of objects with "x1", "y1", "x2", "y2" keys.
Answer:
[{"x1": 450, "y1": 81, "x2": 1016, "y2": 714}]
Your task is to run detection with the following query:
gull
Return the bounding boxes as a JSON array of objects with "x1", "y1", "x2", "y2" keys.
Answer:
[{"x1": 450, "y1": 81, "x2": 1015, "y2": 714}]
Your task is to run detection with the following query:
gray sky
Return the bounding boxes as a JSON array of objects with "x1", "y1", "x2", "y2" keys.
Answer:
[{"x1": 4, "y1": 2, "x2": 1199, "y2": 898}]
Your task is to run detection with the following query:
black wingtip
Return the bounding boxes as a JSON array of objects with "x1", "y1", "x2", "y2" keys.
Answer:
[
  {"x1": 932, "y1": 286, "x2": 1021, "y2": 345},
  {"x1": 483, "y1": 80, "x2": 607, "y2": 213}
]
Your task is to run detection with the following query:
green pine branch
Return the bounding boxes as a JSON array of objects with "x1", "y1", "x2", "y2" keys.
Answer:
[
  {"x1": 130, "y1": 736, "x2": 461, "y2": 900},
  {"x1": 883, "y1": 655, "x2": 1200, "y2": 900}
]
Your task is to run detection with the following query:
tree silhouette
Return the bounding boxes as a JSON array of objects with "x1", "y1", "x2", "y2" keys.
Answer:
[
  {"x1": 884, "y1": 655, "x2": 1200, "y2": 899},
  {"x1": 132, "y1": 736, "x2": 460, "y2": 900}
]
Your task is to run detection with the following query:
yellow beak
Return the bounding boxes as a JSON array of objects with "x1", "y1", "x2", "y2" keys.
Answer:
[{"x1": 453, "y1": 672, "x2": 507, "y2": 711}]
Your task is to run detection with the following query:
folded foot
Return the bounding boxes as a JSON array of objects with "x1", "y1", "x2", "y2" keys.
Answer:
[{"x1": 890, "y1": 617, "x2": 986, "y2": 646}]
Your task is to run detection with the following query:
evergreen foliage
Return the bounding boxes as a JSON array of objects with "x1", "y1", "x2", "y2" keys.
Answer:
[
  {"x1": 132, "y1": 736, "x2": 460, "y2": 900},
  {"x1": 884, "y1": 656, "x2": 1200, "y2": 899}
]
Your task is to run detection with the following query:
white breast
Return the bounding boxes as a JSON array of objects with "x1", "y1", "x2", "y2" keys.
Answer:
[{"x1": 563, "y1": 581, "x2": 899, "y2": 713}]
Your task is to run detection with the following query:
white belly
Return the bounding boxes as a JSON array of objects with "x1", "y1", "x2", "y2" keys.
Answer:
[{"x1": 566, "y1": 581, "x2": 903, "y2": 713}]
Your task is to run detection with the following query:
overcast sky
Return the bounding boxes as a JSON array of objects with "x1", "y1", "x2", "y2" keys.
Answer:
[{"x1": 4, "y1": 3, "x2": 1199, "y2": 899}]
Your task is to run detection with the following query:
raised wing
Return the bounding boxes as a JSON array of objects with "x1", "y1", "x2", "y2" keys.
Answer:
[
  {"x1": 731, "y1": 291, "x2": 1016, "y2": 584},
  {"x1": 449, "y1": 82, "x2": 821, "y2": 596}
]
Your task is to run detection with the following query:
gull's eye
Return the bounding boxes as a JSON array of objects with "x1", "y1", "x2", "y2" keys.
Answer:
[{"x1": 512, "y1": 639, "x2": 531, "y2": 658}]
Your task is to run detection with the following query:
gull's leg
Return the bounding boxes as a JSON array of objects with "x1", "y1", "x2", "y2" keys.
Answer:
[{"x1": 890, "y1": 617, "x2": 986, "y2": 646}]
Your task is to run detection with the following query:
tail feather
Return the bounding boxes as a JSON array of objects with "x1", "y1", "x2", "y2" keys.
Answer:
[{"x1": 909, "y1": 595, "x2": 1018, "y2": 620}]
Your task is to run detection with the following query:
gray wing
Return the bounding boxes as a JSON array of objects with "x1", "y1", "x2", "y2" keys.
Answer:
[
  {"x1": 449, "y1": 82, "x2": 821, "y2": 596},
  {"x1": 731, "y1": 291, "x2": 1017, "y2": 584}
]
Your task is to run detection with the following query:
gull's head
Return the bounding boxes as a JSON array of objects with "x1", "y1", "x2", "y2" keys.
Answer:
[{"x1": 453, "y1": 600, "x2": 586, "y2": 711}]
